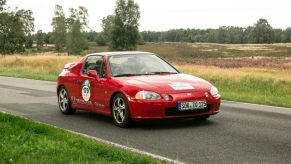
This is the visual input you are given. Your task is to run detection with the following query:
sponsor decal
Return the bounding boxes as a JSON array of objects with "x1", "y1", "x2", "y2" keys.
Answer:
[
  {"x1": 82, "y1": 79, "x2": 91, "y2": 101},
  {"x1": 169, "y1": 83, "x2": 194, "y2": 90},
  {"x1": 71, "y1": 96, "x2": 105, "y2": 109}
]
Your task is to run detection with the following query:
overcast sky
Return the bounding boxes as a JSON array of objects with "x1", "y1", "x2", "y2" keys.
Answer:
[{"x1": 6, "y1": 0, "x2": 291, "y2": 32}]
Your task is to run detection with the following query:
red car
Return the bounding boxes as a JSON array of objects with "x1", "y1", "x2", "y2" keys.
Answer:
[{"x1": 57, "y1": 51, "x2": 221, "y2": 127}]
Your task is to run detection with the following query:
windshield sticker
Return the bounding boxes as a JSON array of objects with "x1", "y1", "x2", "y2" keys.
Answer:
[
  {"x1": 82, "y1": 79, "x2": 91, "y2": 101},
  {"x1": 169, "y1": 83, "x2": 194, "y2": 90}
]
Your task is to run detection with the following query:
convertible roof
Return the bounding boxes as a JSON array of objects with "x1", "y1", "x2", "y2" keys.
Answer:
[{"x1": 87, "y1": 51, "x2": 154, "y2": 57}]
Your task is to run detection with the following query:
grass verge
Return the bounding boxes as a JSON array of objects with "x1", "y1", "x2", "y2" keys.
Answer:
[
  {"x1": 0, "y1": 112, "x2": 161, "y2": 164},
  {"x1": 0, "y1": 70, "x2": 58, "y2": 81},
  {"x1": 212, "y1": 77, "x2": 291, "y2": 107}
]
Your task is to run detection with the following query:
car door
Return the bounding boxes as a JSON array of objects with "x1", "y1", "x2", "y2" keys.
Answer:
[{"x1": 76, "y1": 55, "x2": 108, "y2": 112}]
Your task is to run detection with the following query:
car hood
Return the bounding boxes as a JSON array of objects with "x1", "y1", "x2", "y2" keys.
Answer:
[{"x1": 116, "y1": 73, "x2": 212, "y2": 94}]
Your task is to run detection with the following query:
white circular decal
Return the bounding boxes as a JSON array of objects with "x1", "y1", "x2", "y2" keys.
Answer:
[{"x1": 82, "y1": 80, "x2": 91, "y2": 101}]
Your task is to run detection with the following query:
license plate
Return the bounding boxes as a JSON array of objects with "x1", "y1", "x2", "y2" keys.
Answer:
[{"x1": 177, "y1": 100, "x2": 207, "y2": 111}]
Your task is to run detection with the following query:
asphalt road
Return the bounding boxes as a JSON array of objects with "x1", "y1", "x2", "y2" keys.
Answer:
[{"x1": 0, "y1": 76, "x2": 291, "y2": 164}]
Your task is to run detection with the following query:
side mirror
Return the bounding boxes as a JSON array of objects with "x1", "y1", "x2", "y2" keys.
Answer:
[{"x1": 87, "y1": 70, "x2": 100, "y2": 81}]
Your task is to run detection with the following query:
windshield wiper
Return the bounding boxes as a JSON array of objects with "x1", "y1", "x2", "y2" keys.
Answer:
[
  {"x1": 147, "y1": 72, "x2": 178, "y2": 75},
  {"x1": 114, "y1": 72, "x2": 177, "y2": 77},
  {"x1": 114, "y1": 74, "x2": 140, "y2": 77}
]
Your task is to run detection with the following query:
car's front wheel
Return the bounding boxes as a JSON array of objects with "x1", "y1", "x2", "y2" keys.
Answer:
[
  {"x1": 58, "y1": 86, "x2": 76, "y2": 114},
  {"x1": 111, "y1": 93, "x2": 131, "y2": 128}
]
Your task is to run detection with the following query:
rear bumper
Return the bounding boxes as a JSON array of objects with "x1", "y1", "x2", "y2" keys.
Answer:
[{"x1": 128, "y1": 95, "x2": 221, "y2": 119}]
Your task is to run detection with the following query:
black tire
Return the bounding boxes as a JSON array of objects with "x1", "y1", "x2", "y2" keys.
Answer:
[
  {"x1": 111, "y1": 93, "x2": 132, "y2": 128},
  {"x1": 58, "y1": 86, "x2": 76, "y2": 115}
]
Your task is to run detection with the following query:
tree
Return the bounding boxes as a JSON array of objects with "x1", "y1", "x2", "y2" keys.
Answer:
[
  {"x1": 15, "y1": 9, "x2": 34, "y2": 35},
  {"x1": 242, "y1": 26, "x2": 253, "y2": 43},
  {"x1": 25, "y1": 33, "x2": 33, "y2": 48},
  {"x1": 0, "y1": 12, "x2": 25, "y2": 54},
  {"x1": 273, "y1": 29, "x2": 284, "y2": 43},
  {"x1": 0, "y1": 0, "x2": 6, "y2": 12},
  {"x1": 100, "y1": 15, "x2": 114, "y2": 45},
  {"x1": 43, "y1": 32, "x2": 52, "y2": 46},
  {"x1": 0, "y1": 0, "x2": 34, "y2": 54},
  {"x1": 85, "y1": 31, "x2": 98, "y2": 42},
  {"x1": 250, "y1": 18, "x2": 274, "y2": 43},
  {"x1": 51, "y1": 5, "x2": 67, "y2": 51},
  {"x1": 66, "y1": 21, "x2": 86, "y2": 54},
  {"x1": 36, "y1": 30, "x2": 44, "y2": 51},
  {"x1": 96, "y1": 33, "x2": 107, "y2": 46},
  {"x1": 110, "y1": 0, "x2": 140, "y2": 50},
  {"x1": 66, "y1": 6, "x2": 88, "y2": 54},
  {"x1": 0, "y1": 0, "x2": 6, "y2": 11},
  {"x1": 16, "y1": 9, "x2": 34, "y2": 50},
  {"x1": 284, "y1": 27, "x2": 291, "y2": 43}
]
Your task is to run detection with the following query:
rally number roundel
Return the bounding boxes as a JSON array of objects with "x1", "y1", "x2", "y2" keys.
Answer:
[{"x1": 81, "y1": 80, "x2": 91, "y2": 101}]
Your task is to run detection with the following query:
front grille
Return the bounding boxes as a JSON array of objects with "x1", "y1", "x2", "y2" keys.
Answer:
[{"x1": 165, "y1": 105, "x2": 211, "y2": 116}]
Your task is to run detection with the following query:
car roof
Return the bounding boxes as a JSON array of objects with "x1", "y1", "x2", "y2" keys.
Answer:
[{"x1": 86, "y1": 51, "x2": 155, "y2": 57}]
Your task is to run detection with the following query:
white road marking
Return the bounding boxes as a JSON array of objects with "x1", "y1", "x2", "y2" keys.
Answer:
[
  {"x1": 222, "y1": 100, "x2": 291, "y2": 115},
  {"x1": 222, "y1": 100, "x2": 291, "y2": 110}
]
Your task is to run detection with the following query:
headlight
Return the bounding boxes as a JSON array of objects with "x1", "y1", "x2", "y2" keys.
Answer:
[
  {"x1": 135, "y1": 91, "x2": 161, "y2": 100},
  {"x1": 210, "y1": 86, "x2": 219, "y2": 96}
]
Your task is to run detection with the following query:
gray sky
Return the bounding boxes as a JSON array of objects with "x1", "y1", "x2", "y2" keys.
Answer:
[{"x1": 6, "y1": 0, "x2": 291, "y2": 32}]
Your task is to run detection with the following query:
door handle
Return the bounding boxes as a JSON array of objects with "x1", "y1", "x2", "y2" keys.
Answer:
[{"x1": 76, "y1": 79, "x2": 81, "y2": 84}]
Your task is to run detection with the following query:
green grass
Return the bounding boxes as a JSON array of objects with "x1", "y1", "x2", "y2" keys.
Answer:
[
  {"x1": 209, "y1": 76, "x2": 291, "y2": 108},
  {"x1": 0, "y1": 113, "x2": 161, "y2": 164},
  {"x1": 0, "y1": 70, "x2": 58, "y2": 81}
]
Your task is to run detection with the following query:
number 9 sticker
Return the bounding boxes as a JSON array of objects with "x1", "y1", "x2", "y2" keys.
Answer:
[{"x1": 82, "y1": 79, "x2": 91, "y2": 101}]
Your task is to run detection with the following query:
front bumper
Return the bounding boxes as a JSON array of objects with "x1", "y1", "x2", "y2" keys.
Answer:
[{"x1": 127, "y1": 92, "x2": 221, "y2": 119}]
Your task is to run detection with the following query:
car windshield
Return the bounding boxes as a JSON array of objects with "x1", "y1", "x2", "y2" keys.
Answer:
[{"x1": 108, "y1": 54, "x2": 179, "y2": 77}]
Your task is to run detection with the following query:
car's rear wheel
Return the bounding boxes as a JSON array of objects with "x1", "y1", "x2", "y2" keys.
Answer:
[
  {"x1": 111, "y1": 93, "x2": 131, "y2": 128},
  {"x1": 58, "y1": 86, "x2": 75, "y2": 114}
]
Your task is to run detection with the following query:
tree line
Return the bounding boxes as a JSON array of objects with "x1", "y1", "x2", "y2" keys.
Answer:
[
  {"x1": 141, "y1": 19, "x2": 291, "y2": 44},
  {"x1": 2, "y1": 0, "x2": 291, "y2": 55},
  {"x1": 53, "y1": 18, "x2": 291, "y2": 47}
]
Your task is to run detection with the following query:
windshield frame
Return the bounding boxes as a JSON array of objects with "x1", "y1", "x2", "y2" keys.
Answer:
[{"x1": 107, "y1": 54, "x2": 180, "y2": 78}]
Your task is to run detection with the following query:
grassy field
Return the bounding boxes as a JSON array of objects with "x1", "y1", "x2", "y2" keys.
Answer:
[
  {"x1": 0, "y1": 112, "x2": 160, "y2": 163},
  {"x1": 0, "y1": 54, "x2": 79, "y2": 81},
  {"x1": 83, "y1": 42, "x2": 291, "y2": 66},
  {"x1": 82, "y1": 42, "x2": 291, "y2": 58},
  {"x1": 138, "y1": 42, "x2": 291, "y2": 59},
  {"x1": 0, "y1": 42, "x2": 291, "y2": 107}
]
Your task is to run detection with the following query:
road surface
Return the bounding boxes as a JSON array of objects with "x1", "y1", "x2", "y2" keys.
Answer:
[{"x1": 0, "y1": 76, "x2": 290, "y2": 164}]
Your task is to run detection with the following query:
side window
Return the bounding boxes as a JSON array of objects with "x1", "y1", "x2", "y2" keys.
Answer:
[{"x1": 82, "y1": 56, "x2": 106, "y2": 79}]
